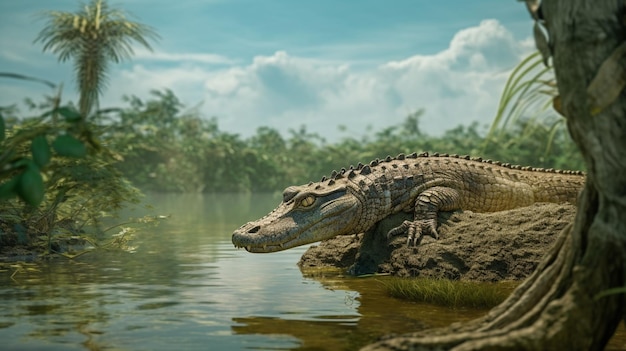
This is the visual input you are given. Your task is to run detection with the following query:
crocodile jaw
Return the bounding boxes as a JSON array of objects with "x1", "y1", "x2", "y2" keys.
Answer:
[{"x1": 232, "y1": 195, "x2": 360, "y2": 253}]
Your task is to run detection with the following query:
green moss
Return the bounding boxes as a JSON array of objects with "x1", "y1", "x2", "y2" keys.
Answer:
[{"x1": 379, "y1": 277, "x2": 518, "y2": 309}]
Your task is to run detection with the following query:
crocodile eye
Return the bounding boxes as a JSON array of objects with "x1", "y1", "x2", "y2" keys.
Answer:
[{"x1": 300, "y1": 195, "x2": 315, "y2": 207}]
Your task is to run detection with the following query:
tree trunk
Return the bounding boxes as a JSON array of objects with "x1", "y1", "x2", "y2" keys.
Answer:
[{"x1": 363, "y1": 1, "x2": 626, "y2": 350}]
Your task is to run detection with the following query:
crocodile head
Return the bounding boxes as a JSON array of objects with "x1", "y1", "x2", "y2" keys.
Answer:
[{"x1": 232, "y1": 181, "x2": 361, "y2": 253}]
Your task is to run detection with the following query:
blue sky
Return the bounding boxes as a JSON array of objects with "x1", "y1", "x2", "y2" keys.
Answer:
[{"x1": 0, "y1": 0, "x2": 534, "y2": 141}]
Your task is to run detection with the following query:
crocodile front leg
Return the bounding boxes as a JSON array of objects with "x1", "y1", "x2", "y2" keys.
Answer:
[{"x1": 387, "y1": 186, "x2": 462, "y2": 246}]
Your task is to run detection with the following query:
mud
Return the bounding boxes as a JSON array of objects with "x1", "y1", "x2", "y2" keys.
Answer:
[{"x1": 298, "y1": 203, "x2": 576, "y2": 282}]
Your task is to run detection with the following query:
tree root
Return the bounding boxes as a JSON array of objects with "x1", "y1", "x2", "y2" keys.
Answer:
[
  {"x1": 364, "y1": 195, "x2": 626, "y2": 350},
  {"x1": 362, "y1": 224, "x2": 572, "y2": 350}
]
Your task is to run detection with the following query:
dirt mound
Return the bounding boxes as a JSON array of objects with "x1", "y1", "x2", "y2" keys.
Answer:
[{"x1": 298, "y1": 203, "x2": 576, "y2": 282}]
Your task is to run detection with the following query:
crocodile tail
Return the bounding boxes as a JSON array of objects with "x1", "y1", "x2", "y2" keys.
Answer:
[{"x1": 532, "y1": 174, "x2": 585, "y2": 205}]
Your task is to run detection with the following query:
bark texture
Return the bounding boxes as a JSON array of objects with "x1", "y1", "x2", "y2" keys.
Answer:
[{"x1": 363, "y1": 1, "x2": 626, "y2": 350}]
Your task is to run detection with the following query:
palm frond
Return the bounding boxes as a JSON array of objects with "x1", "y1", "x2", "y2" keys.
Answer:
[
  {"x1": 488, "y1": 52, "x2": 554, "y2": 137},
  {"x1": 35, "y1": 0, "x2": 159, "y2": 118},
  {"x1": 0, "y1": 72, "x2": 56, "y2": 89},
  {"x1": 485, "y1": 51, "x2": 570, "y2": 157}
]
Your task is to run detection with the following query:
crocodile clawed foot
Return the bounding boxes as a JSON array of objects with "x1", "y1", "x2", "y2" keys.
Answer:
[{"x1": 387, "y1": 219, "x2": 439, "y2": 246}]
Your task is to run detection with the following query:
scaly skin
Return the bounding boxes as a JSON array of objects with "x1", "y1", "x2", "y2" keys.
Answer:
[{"x1": 232, "y1": 152, "x2": 585, "y2": 253}]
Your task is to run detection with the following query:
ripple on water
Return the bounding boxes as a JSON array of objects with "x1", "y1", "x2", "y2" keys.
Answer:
[{"x1": 3, "y1": 194, "x2": 624, "y2": 350}]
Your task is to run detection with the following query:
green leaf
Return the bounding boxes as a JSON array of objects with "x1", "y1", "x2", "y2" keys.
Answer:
[
  {"x1": 31, "y1": 135, "x2": 51, "y2": 168},
  {"x1": 56, "y1": 106, "x2": 82, "y2": 122},
  {"x1": 52, "y1": 135, "x2": 87, "y2": 158},
  {"x1": 0, "y1": 114, "x2": 5, "y2": 143},
  {"x1": 39, "y1": 109, "x2": 55, "y2": 120},
  {"x1": 0, "y1": 176, "x2": 19, "y2": 201},
  {"x1": 0, "y1": 72, "x2": 56, "y2": 89},
  {"x1": 17, "y1": 166, "x2": 45, "y2": 207}
]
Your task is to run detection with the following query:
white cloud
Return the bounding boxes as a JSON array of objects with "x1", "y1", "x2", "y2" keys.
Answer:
[
  {"x1": 377, "y1": 19, "x2": 535, "y2": 134},
  {"x1": 102, "y1": 19, "x2": 534, "y2": 141}
]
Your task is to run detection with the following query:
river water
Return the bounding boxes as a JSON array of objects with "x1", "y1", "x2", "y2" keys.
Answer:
[{"x1": 1, "y1": 193, "x2": 624, "y2": 350}]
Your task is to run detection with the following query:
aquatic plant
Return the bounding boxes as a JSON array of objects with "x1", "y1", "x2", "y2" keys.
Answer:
[{"x1": 380, "y1": 277, "x2": 517, "y2": 309}]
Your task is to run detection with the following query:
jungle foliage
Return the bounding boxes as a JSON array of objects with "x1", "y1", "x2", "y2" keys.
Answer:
[
  {"x1": 2, "y1": 85, "x2": 584, "y2": 203},
  {"x1": 0, "y1": 0, "x2": 158, "y2": 256},
  {"x1": 0, "y1": 94, "x2": 143, "y2": 255},
  {"x1": 101, "y1": 89, "x2": 584, "y2": 194}
]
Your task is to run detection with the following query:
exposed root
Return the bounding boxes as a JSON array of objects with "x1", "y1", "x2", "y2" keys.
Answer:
[{"x1": 364, "y1": 216, "x2": 624, "y2": 350}]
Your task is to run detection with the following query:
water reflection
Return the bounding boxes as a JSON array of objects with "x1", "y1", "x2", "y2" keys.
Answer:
[
  {"x1": 0, "y1": 193, "x2": 624, "y2": 350},
  {"x1": 231, "y1": 273, "x2": 487, "y2": 350},
  {"x1": 0, "y1": 193, "x2": 324, "y2": 350}
]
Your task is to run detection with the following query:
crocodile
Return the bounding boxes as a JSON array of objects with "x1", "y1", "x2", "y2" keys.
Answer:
[{"x1": 232, "y1": 152, "x2": 585, "y2": 253}]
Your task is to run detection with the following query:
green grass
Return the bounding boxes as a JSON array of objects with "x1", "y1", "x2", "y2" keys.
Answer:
[{"x1": 379, "y1": 277, "x2": 518, "y2": 309}]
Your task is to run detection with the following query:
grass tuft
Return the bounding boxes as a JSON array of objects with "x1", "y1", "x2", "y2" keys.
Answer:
[{"x1": 380, "y1": 277, "x2": 517, "y2": 309}]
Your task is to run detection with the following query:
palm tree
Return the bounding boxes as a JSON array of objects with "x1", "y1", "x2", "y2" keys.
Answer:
[{"x1": 35, "y1": 0, "x2": 159, "y2": 118}]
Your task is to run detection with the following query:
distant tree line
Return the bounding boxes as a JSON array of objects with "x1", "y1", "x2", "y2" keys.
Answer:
[{"x1": 100, "y1": 89, "x2": 584, "y2": 194}]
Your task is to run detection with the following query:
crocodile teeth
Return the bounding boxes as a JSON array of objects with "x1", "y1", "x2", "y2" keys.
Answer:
[
  {"x1": 263, "y1": 245, "x2": 267, "y2": 251},
  {"x1": 246, "y1": 246, "x2": 251, "y2": 251},
  {"x1": 279, "y1": 243, "x2": 284, "y2": 248}
]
